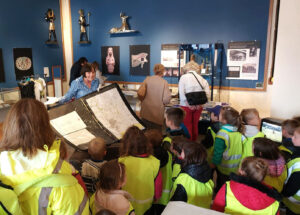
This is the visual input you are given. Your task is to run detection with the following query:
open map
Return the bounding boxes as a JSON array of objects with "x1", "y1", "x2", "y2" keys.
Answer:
[{"x1": 86, "y1": 87, "x2": 144, "y2": 139}]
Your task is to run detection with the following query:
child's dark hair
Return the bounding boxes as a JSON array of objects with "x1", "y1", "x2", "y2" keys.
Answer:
[
  {"x1": 165, "y1": 107, "x2": 185, "y2": 127},
  {"x1": 221, "y1": 106, "x2": 243, "y2": 132},
  {"x1": 282, "y1": 119, "x2": 300, "y2": 136},
  {"x1": 179, "y1": 140, "x2": 207, "y2": 168},
  {"x1": 253, "y1": 137, "x2": 280, "y2": 160},
  {"x1": 144, "y1": 129, "x2": 163, "y2": 148},
  {"x1": 97, "y1": 159, "x2": 125, "y2": 192},
  {"x1": 240, "y1": 156, "x2": 268, "y2": 182},
  {"x1": 120, "y1": 126, "x2": 152, "y2": 156}
]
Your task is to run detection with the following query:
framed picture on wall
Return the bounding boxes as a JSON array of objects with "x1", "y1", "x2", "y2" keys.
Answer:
[
  {"x1": 101, "y1": 46, "x2": 120, "y2": 75},
  {"x1": 13, "y1": 48, "x2": 34, "y2": 80},
  {"x1": 0, "y1": 49, "x2": 5, "y2": 82},
  {"x1": 130, "y1": 45, "x2": 150, "y2": 76}
]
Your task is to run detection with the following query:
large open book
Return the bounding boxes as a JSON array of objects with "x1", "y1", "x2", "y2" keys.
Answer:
[{"x1": 48, "y1": 83, "x2": 144, "y2": 149}]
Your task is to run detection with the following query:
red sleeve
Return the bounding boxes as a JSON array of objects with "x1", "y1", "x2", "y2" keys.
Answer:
[
  {"x1": 154, "y1": 170, "x2": 163, "y2": 200},
  {"x1": 211, "y1": 183, "x2": 226, "y2": 212},
  {"x1": 72, "y1": 172, "x2": 88, "y2": 196}
]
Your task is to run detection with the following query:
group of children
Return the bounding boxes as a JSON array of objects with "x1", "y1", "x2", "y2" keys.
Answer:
[{"x1": 10, "y1": 104, "x2": 293, "y2": 215}]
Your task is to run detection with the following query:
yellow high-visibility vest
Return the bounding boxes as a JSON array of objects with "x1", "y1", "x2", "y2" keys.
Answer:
[
  {"x1": 283, "y1": 157, "x2": 300, "y2": 214},
  {"x1": 216, "y1": 129, "x2": 245, "y2": 175},
  {"x1": 170, "y1": 173, "x2": 214, "y2": 209},
  {"x1": 119, "y1": 155, "x2": 159, "y2": 215}
]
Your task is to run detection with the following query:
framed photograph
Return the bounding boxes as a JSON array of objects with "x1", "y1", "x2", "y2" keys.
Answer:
[
  {"x1": 130, "y1": 45, "x2": 150, "y2": 76},
  {"x1": 0, "y1": 49, "x2": 5, "y2": 82},
  {"x1": 13, "y1": 48, "x2": 34, "y2": 80},
  {"x1": 101, "y1": 46, "x2": 120, "y2": 75}
]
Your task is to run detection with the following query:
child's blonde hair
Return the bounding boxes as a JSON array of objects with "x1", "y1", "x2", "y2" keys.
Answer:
[
  {"x1": 240, "y1": 108, "x2": 259, "y2": 125},
  {"x1": 240, "y1": 156, "x2": 268, "y2": 182},
  {"x1": 88, "y1": 137, "x2": 106, "y2": 160}
]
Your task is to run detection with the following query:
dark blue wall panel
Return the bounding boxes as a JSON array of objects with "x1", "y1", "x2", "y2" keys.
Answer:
[
  {"x1": 71, "y1": 0, "x2": 270, "y2": 88},
  {"x1": 0, "y1": 0, "x2": 63, "y2": 88}
]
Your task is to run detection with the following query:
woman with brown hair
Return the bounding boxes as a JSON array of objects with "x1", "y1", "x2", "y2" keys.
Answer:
[
  {"x1": 60, "y1": 63, "x2": 99, "y2": 104},
  {"x1": 137, "y1": 64, "x2": 171, "y2": 130},
  {"x1": 118, "y1": 126, "x2": 161, "y2": 215},
  {"x1": 0, "y1": 99, "x2": 89, "y2": 214},
  {"x1": 212, "y1": 156, "x2": 281, "y2": 215}
]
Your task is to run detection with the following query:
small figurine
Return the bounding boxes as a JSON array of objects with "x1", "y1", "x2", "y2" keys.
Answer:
[
  {"x1": 78, "y1": 9, "x2": 91, "y2": 43},
  {"x1": 45, "y1": 9, "x2": 57, "y2": 43},
  {"x1": 109, "y1": 13, "x2": 137, "y2": 34},
  {"x1": 106, "y1": 47, "x2": 115, "y2": 73}
]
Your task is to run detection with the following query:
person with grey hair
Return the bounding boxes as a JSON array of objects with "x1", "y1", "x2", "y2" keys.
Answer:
[{"x1": 179, "y1": 58, "x2": 210, "y2": 141}]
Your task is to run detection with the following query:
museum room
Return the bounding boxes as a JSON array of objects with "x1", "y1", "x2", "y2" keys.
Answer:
[{"x1": 0, "y1": 0, "x2": 299, "y2": 214}]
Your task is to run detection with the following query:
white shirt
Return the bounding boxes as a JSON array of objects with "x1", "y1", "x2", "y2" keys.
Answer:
[{"x1": 178, "y1": 70, "x2": 210, "y2": 106}]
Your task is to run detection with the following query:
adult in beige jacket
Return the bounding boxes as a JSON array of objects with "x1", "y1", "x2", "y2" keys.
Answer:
[{"x1": 138, "y1": 64, "x2": 171, "y2": 129}]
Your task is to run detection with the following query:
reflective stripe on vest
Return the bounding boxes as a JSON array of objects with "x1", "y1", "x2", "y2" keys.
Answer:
[
  {"x1": 171, "y1": 173, "x2": 214, "y2": 209},
  {"x1": 38, "y1": 158, "x2": 63, "y2": 214},
  {"x1": 216, "y1": 130, "x2": 244, "y2": 175},
  {"x1": 38, "y1": 158, "x2": 88, "y2": 215},
  {"x1": 283, "y1": 158, "x2": 300, "y2": 213},
  {"x1": 158, "y1": 151, "x2": 173, "y2": 205},
  {"x1": 225, "y1": 181, "x2": 279, "y2": 215}
]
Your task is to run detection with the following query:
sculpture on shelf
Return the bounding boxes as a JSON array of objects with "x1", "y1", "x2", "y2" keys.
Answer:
[
  {"x1": 109, "y1": 13, "x2": 137, "y2": 34},
  {"x1": 45, "y1": 9, "x2": 57, "y2": 44},
  {"x1": 78, "y1": 9, "x2": 91, "y2": 43}
]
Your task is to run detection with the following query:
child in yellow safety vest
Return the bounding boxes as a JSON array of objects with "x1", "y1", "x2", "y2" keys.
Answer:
[
  {"x1": 212, "y1": 156, "x2": 281, "y2": 214},
  {"x1": 90, "y1": 160, "x2": 135, "y2": 215},
  {"x1": 118, "y1": 126, "x2": 162, "y2": 215},
  {"x1": 282, "y1": 127, "x2": 300, "y2": 215},
  {"x1": 202, "y1": 105, "x2": 223, "y2": 164},
  {"x1": 211, "y1": 106, "x2": 245, "y2": 192},
  {"x1": 253, "y1": 137, "x2": 287, "y2": 192},
  {"x1": 144, "y1": 129, "x2": 173, "y2": 214},
  {"x1": 240, "y1": 108, "x2": 265, "y2": 159},
  {"x1": 170, "y1": 140, "x2": 214, "y2": 209}
]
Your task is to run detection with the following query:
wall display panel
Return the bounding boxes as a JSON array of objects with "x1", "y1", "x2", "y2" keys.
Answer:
[
  {"x1": 101, "y1": 46, "x2": 120, "y2": 75},
  {"x1": 71, "y1": 0, "x2": 271, "y2": 89},
  {"x1": 13, "y1": 48, "x2": 34, "y2": 80},
  {"x1": 161, "y1": 44, "x2": 185, "y2": 77},
  {"x1": 227, "y1": 41, "x2": 261, "y2": 80},
  {"x1": 0, "y1": 49, "x2": 5, "y2": 82},
  {"x1": 130, "y1": 45, "x2": 150, "y2": 76}
]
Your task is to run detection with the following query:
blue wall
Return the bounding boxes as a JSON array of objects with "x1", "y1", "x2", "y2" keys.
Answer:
[
  {"x1": 0, "y1": 0, "x2": 64, "y2": 88},
  {"x1": 71, "y1": 0, "x2": 270, "y2": 88}
]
